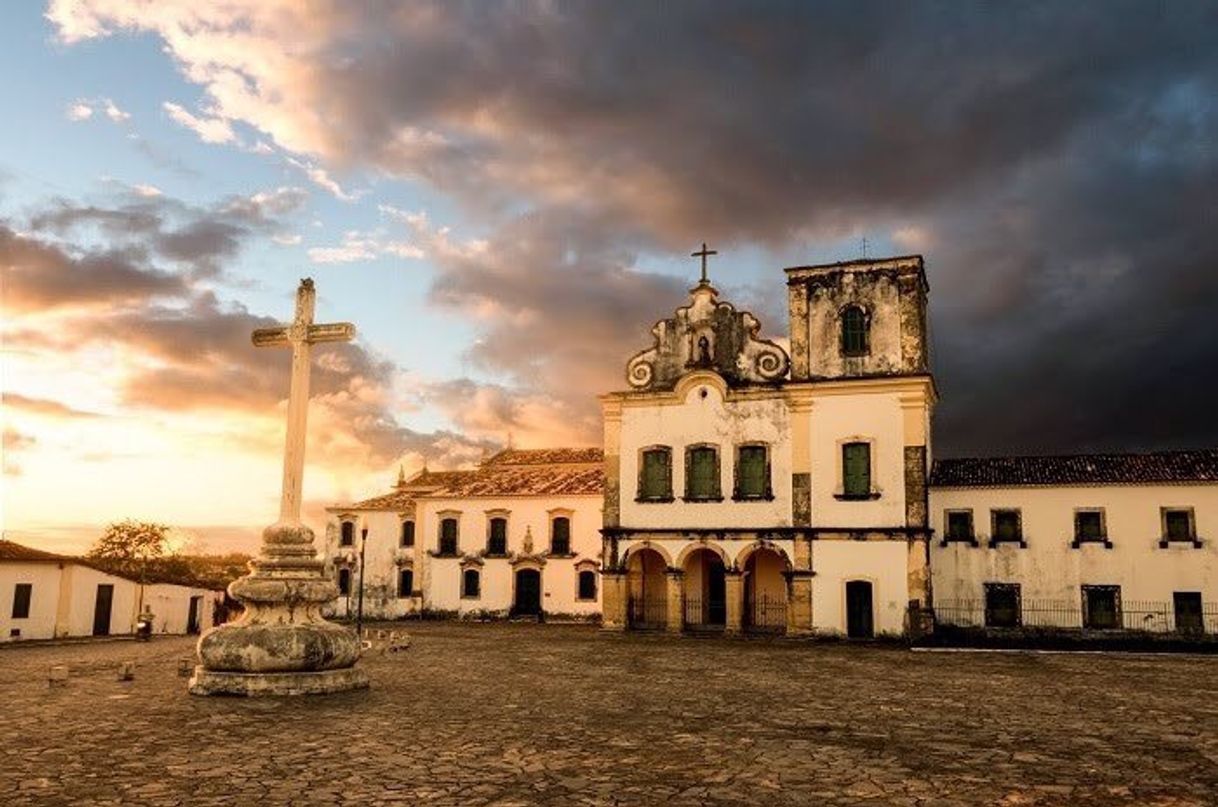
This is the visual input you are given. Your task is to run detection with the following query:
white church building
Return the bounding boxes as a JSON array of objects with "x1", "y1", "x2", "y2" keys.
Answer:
[{"x1": 325, "y1": 253, "x2": 1218, "y2": 638}]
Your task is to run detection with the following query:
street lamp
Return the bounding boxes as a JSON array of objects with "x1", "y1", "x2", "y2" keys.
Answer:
[{"x1": 356, "y1": 520, "x2": 368, "y2": 639}]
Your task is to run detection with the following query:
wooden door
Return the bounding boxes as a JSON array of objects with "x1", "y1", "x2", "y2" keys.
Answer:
[
  {"x1": 514, "y1": 569, "x2": 541, "y2": 616},
  {"x1": 845, "y1": 581, "x2": 874, "y2": 639},
  {"x1": 92, "y1": 584, "x2": 114, "y2": 636},
  {"x1": 187, "y1": 595, "x2": 202, "y2": 634}
]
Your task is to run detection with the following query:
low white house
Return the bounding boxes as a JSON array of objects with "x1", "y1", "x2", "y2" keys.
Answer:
[
  {"x1": 0, "y1": 540, "x2": 225, "y2": 643},
  {"x1": 324, "y1": 449, "x2": 604, "y2": 621},
  {"x1": 929, "y1": 451, "x2": 1218, "y2": 633}
]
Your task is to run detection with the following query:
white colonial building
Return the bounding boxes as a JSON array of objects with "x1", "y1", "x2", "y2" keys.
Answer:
[
  {"x1": 323, "y1": 449, "x2": 603, "y2": 621},
  {"x1": 0, "y1": 540, "x2": 224, "y2": 643},
  {"x1": 929, "y1": 453, "x2": 1218, "y2": 632}
]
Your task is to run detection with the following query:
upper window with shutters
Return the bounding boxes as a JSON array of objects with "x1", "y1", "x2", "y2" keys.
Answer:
[
  {"x1": 637, "y1": 446, "x2": 673, "y2": 502},
  {"x1": 837, "y1": 441, "x2": 878, "y2": 500}
]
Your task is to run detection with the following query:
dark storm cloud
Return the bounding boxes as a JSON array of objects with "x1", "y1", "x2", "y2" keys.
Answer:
[{"x1": 55, "y1": 0, "x2": 1218, "y2": 453}]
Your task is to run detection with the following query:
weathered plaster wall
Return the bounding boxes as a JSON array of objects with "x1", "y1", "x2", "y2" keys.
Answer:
[
  {"x1": 810, "y1": 540, "x2": 910, "y2": 636},
  {"x1": 930, "y1": 483, "x2": 1218, "y2": 604},
  {"x1": 64, "y1": 565, "x2": 139, "y2": 638},
  {"x1": 618, "y1": 379, "x2": 792, "y2": 529},
  {"x1": 806, "y1": 389, "x2": 908, "y2": 527},
  {"x1": 0, "y1": 563, "x2": 62, "y2": 641},
  {"x1": 786, "y1": 257, "x2": 928, "y2": 381},
  {"x1": 142, "y1": 584, "x2": 223, "y2": 634}
]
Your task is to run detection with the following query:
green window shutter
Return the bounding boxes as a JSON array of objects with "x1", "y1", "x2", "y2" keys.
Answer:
[
  {"x1": 738, "y1": 446, "x2": 768, "y2": 498},
  {"x1": 687, "y1": 447, "x2": 719, "y2": 499},
  {"x1": 641, "y1": 449, "x2": 671, "y2": 499},
  {"x1": 842, "y1": 443, "x2": 870, "y2": 497}
]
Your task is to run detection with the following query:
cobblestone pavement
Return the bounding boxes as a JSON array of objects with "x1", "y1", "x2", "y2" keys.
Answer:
[{"x1": 2, "y1": 623, "x2": 1217, "y2": 806}]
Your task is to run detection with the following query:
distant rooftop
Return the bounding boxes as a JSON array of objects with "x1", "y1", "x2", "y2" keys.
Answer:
[
  {"x1": 0, "y1": 539, "x2": 68, "y2": 563},
  {"x1": 930, "y1": 449, "x2": 1218, "y2": 488},
  {"x1": 344, "y1": 447, "x2": 604, "y2": 509},
  {"x1": 784, "y1": 254, "x2": 923, "y2": 275}
]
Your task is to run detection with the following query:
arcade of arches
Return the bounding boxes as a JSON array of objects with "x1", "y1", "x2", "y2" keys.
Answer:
[{"x1": 614, "y1": 541, "x2": 810, "y2": 635}]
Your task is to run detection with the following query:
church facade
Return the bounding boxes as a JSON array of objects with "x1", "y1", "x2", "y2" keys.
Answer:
[{"x1": 599, "y1": 256, "x2": 934, "y2": 637}]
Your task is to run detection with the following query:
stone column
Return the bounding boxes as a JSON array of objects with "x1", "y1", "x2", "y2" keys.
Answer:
[
  {"x1": 786, "y1": 572, "x2": 815, "y2": 636},
  {"x1": 665, "y1": 570, "x2": 684, "y2": 634},
  {"x1": 724, "y1": 571, "x2": 743, "y2": 635},
  {"x1": 600, "y1": 571, "x2": 627, "y2": 631}
]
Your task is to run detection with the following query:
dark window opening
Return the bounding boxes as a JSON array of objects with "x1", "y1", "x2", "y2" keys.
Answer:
[
  {"x1": 842, "y1": 442, "x2": 871, "y2": 498},
  {"x1": 991, "y1": 509, "x2": 1023, "y2": 545},
  {"x1": 841, "y1": 306, "x2": 869, "y2": 357},
  {"x1": 1083, "y1": 585, "x2": 1121, "y2": 630},
  {"x1": 400, "y1": 520, "x2": 415, "y2": 547},
  {"x1": 639, "y1": 448, "x2": 672, "y2": 500},
  {"x1": 1164, "y1": 509, "x2": 1194, "y2": 542},
  {"x1": 398, "y1": 569, "x2": 414, "y2": 598},
  {"x1": 551, "y1": 516, "x2": 571, "y2": 555},
  {"x1": 462, "y1": 569, "x2": 481, "y2": 599},
  {"x1": 340, "y1": 521, "x2": 354, "y2": 547},
  {"x1": 735, "y1": 445, "x2": 770, "y2": 499},
  {"x1": 11, "y1": 583, "x2": 32, "y2": 619},
  {"x1": 488, "y1": 517, "x2": 508, "y2": 555},
  {"x1": 984, "y1": 583, "x2": 1021, "y2": 628},
  {"x1": 577, "y1": 570, "x2": 597, "y2": 601},
  {"x1": 945, "y1": 511, "x2": 974, "y2": 542},
  {"x1": 1074, "y1": 510, "x2": 1106, "y2": 545},
  {"x1": 439, "y1": 518, "x2": 459, "y2": 555},
  {"x1": 337, "y1": 567, "x2": 351, "y2": 596}
]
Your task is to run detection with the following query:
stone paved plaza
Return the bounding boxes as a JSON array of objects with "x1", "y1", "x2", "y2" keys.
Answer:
[{"x1": 2, "y1": 623, "x2": 1217, "y2": 806}]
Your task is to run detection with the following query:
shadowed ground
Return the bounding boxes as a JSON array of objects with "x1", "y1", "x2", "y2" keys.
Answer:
[{"x1": 2, "y1": 622, "x2": 1216, "y2": 806}]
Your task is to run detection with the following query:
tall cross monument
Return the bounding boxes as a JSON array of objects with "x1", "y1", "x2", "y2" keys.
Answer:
[{"x1": 190, "y1": 279, "x2": 369, "y2": 696}]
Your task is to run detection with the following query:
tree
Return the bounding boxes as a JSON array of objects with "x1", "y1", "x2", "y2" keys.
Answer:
[{"x1": 88, "y1": 520, "x2": 171, "y2": 578}]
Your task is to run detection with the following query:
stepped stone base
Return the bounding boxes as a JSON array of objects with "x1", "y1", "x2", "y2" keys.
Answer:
[{"x1": 188, "y1": 666, "x2": 369, "y2": 697}]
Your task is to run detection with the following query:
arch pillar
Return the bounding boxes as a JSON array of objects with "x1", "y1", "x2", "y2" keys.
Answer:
[
  {"x1": 601, "y1": 570, "x2": 627, "y2": 631},
  {"x1": 724, "y1": 570, "x2": 744, "y2": 635},
  {"x1": 665, "y1": 569, "x2": 684, "y2": 634},
  {"x1": 786, "y1": 571, "x2": 815, "y2": 636}
]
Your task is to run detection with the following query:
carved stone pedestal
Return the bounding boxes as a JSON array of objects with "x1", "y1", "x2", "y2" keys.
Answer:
[{"x1": 189, "y1": 521, "x2": 368, "y2": 697}]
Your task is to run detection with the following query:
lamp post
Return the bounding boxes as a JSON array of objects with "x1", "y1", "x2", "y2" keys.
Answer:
[{"x1": 356, "y1": 522, "x2": 368, "y2": 639}]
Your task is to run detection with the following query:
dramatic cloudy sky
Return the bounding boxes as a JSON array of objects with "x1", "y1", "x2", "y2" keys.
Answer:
[{"x1": 3, "y1": 2, "x2": 1216, "y2": 552}]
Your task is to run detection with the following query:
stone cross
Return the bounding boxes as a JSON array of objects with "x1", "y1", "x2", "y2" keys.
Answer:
[{"x1": 252, "y1": 279, "x2": 354, "y2": 523}]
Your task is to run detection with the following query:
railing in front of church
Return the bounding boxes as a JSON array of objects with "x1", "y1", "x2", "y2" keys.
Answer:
[
  {"x1": 627, "y1": 596, "x2": 667, "y2": 630},
  {"x1": 745, "y1": 594, "x2": 787, "y2": 633},
  {"x1": 935, "y1": 598, "x2": 1218, "y2": 635}
]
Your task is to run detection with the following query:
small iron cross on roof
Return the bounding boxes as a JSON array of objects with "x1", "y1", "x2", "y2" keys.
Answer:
[{"x1": 691, "y1": 242, "x2": 717, "y2": 285}]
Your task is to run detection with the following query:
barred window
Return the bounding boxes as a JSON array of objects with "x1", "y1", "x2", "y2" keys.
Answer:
[
  {"x1": 1164, "y1": 509, "x2": 1195, "y2": 542},
  {"x1": 946, "y1": 510, "x2": 974, "y2": 541},
  {"x1": 992, "y1": 509, "x2": 1022, "y2": 543},
  {"x1": 1074, "y1": 510, "x2": 1105, "y2": 542}
]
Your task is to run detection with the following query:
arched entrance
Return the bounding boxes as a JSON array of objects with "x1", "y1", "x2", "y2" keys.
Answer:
[
  {"x1": 682, "y1": 547, "x2": 726, "y2": 631},
  {"x1": 845, "y1": 580, "x2": 875, "y2": 638},
  {"x1": 626, "y1": 547, "x2": 667, "y2": 629},
  {"x1": 513, "y1": 568, "x2": 542, "y2": 617},
  {"x1": 743, "y1": 548, "x2": 788, "y2": 634}
]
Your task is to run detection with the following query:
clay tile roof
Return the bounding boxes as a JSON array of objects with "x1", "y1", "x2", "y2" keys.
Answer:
[
  {"x1": 350, "y1": 470, "x2": 478, "y2": 509},
  {"x1": 432, "y1": 465, "x2": 604, "y2": 497},
  {"x1": 0, "y1": 539, "x2": 68, "y2": 562},
  {"x1": 481, "y1": 447, "x2": 604, "y2": 467},
  {"x1": 930, "y1": 449, "x2": 1218, "y2": 488}
]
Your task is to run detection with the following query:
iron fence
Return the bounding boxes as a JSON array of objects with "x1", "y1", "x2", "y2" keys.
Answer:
[
  {"x1": 936, "y1": 598, "x2": 1218, "y2": 635},
  {"x1": 682, "y1": 595, "x2": 726, "y2": 631},
  {"x1": 745, "y1": 594, "x2": 788, "y2": 633},
  {"x1": 627, "y1": 596, "x2": 667, "y2": 630}
]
